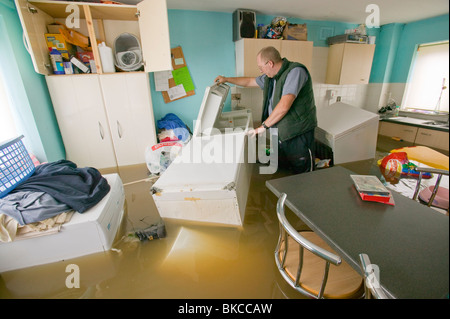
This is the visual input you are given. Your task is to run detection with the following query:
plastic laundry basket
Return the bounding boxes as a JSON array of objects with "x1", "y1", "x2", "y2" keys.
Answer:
[
  {"x1": 114, "y1": 33, "x2": 143, "y2": 72},
  {"x1": 0, "y1": 135, "x2": 36, "y2": 198}
]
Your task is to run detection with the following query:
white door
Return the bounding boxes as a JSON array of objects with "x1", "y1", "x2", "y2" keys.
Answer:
[
  {"x1": 46, "y1": 75, "x2": 117, "y2": 168},
  {"x1": 15, "y1": 0, "x2": 54, "y2": 75},
  {"x1": 137, "y1": 0, "x2": 172, "y2": 72},
  {"x1": 99, "y1": 73, "x2": 157, "y2": 166}
]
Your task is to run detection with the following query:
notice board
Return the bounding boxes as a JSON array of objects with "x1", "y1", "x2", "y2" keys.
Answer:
[{"x1": 160, "y1": 46, "x2": 195, "y2": 103}]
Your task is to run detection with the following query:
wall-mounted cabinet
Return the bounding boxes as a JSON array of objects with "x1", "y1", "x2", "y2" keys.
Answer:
[
  {"x1": 15, "y1": 0, "x2": 171, "y2": 74},
  {"x1": 325, "y1": 43, "x2": 375, "y2": 85},
  {"x1": 235, "y1": 38, "x2": 314, "y2": 77}
]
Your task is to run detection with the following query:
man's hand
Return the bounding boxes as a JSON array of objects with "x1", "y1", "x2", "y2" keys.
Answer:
[
  {"x1": 247, "y1": 126, "x2": 266, "y2": 138},
  {"x1": 214, "y1": 75, "x2": 227, "y2": 84}
]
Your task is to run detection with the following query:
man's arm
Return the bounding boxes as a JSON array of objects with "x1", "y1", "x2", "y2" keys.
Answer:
[
  {"x1": 261, "y1": 94, "x2": 296, "y2": 128},
  {"x1": 248, "y1": 94, "x2": 296, "y2": 137},
  {"x1": 214, "y1": 75, "x2": 259, "y2": 88}
]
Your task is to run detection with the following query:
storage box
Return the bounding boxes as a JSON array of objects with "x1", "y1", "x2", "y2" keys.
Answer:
[
  {"x1": 151, "y1": 84, "x2": 253, "y2": 227},
  {"x1": 47, "y1": 24, "x2": 63, "y2": 34},
  {"x1": 45, "y1": 33, "x2": 76, "y2": 59},
  {"x1": 282, "y1": 23, "x2": 307, "y2": 41},
  {"x1": 327, "y1": 34, "x2": 368, "y2": 45}
]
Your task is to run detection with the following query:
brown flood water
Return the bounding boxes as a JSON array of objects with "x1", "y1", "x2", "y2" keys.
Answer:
[{"x1": 0, "y1": 164, "x2": 308, "y2": 299}]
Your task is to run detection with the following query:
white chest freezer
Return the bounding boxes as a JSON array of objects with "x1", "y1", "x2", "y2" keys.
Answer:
[
  {"x1": 151, "y1": 84, "x2": 253, "y2": 227},
  {"x1": 0, "y1": 173, "x2": 125, "y2": 273},
  {"x1": 315, "y1": 102, "x2": 379, "y2": 164}
]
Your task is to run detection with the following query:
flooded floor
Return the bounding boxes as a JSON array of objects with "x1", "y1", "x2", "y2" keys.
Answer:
[
  {"x1": 0, "y1": 163, "x2": 312, "y2": 299},
  {"x1": 2, "y1": 136, "x2": 444, "y2": 299}
]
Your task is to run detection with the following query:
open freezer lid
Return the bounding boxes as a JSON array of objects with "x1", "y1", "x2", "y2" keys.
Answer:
[
  {"x1": 193, "y1": 84, "x2": 230, "y2": 137},
  {"x1": 317, "y1": 102, "x2": 379, "y2": 138}
]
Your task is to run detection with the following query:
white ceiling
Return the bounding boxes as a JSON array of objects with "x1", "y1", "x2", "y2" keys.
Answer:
[{"x1": 122, "y1": 0, "x2": 448, "y2": 25}]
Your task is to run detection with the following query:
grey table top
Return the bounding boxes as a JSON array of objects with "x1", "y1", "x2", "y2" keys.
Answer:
[{"x1": 266, "y1": 166, "x2": 449, "y2": 299}]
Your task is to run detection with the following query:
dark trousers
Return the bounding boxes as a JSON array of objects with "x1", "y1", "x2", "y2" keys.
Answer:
[{"x1": 278, "y1": 129, "x2": 315, "y2": 174}]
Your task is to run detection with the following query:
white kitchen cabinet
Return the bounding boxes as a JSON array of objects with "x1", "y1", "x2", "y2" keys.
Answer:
[
  {"x1": 235, "y1": 38, "x2": 314, "y2": 77},
  {"x1": 15, "y1": 0, "x2": 171, "y2": 74},
  {"x1": 16, "y1": 0, "x2": 168, "y2": 170},
  {"x1": 45, "y1": 74, "x2": 117, "y2": 168},
  {"x1": 325, "y1": 43, "x2": 375, "y2": 85},
  {"x1": 99, "y1": 73, "x2": 157, "y2": 166},
  {"x1": 46, "y1": 73, "x2": 157, "y2": 170},
  {"x1": 378, "y1": 121, "x2": 449, "y2": 152},
  {"x1": 378, "y1": 121, "x2": 418, "y2": 143},
  {"x1": 414, "y1": 127, "x2": 449, "y2": 151}
]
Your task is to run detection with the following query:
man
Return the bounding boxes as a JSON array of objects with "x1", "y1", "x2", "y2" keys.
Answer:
[{"x1": 214, "y1": 46, "x2": 317, "y2": 174}]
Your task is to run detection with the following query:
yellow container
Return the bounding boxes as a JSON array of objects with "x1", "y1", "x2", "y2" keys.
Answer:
[{"x1": 45, "y1": 34, "x2": 75, "y2": 59}]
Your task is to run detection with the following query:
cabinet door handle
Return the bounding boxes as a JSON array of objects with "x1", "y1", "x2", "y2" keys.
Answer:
[
  {"x1": 117, "y1": 121, "x2": 123, "y2": 138},
  {"x1": 98, "y1": 122, "x2": 104, "y2": 140},
  {"x1": 420, "y1": 132, "x2": 432, "y2": 136}
]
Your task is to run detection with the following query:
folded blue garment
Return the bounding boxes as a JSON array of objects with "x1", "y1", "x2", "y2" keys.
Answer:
[{"x1": 157, "y1": 113, "x2": 187, "y2": 130}]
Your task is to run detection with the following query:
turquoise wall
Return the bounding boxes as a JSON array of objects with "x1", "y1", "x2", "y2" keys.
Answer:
[
  {"x1": 0, "y1": 0, "x2": 65, "y2": 162},
  {"x1": 149, "y1": 10, "x2": 235, "y2": 131},
  {"x1": 390, "y1": 14, "x2": 449, "y2": 83}
]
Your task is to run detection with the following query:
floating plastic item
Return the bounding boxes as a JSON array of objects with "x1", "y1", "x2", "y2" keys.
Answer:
[{"x1": 377, "y1": 152, "x2": 432, "y2": 184}]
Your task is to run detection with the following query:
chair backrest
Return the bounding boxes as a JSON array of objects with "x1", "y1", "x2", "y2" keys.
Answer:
[
  {"x1": 275, "y1": 193, "x2": 342, "y2": 298},
  {"x1": 358, "y1": 253, "x2": 390, "y2": 299}
]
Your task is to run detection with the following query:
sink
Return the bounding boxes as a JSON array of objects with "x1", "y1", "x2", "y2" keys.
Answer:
[{"x1": 422, "y1": 121, "x2": 449, "y2": 127}]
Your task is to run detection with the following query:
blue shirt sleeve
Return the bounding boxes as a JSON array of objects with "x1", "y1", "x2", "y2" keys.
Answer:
[{"x1": 282, "y1": 67, "x2": 308, "y2": 97}]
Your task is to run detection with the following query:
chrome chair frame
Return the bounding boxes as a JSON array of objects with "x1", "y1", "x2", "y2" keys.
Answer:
[
  {"x1": 274, "y1": 193, "x2": 342, "y2": 299},
  {"x1": 412, "y1": 167, "x2": 449, "y2": 209}
]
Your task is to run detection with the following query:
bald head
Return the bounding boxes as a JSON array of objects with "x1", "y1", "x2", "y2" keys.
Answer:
[{"x1": 257, "y1": 46, "x2": 282, "y2": 64}]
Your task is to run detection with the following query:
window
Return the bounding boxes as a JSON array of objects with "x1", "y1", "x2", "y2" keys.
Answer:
[{"x1": 402, "y1": 41, "x2": 449, "y2": 113}]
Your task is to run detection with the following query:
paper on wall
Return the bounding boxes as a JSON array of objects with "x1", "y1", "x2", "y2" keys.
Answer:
[
  {"x1": 168, "y1": 84, "x2": 187, "y2": 100},
  {"x1": 154, "y1": 70, "x2": 173, "y2": 91}
]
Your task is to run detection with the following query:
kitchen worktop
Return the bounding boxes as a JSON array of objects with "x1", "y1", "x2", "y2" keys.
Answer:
[{"x1": 381, "y1": 116, "x2": 449, "y2": 132}]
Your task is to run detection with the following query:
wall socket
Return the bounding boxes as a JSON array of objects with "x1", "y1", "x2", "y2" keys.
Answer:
[{"x1": 325, "y1": 89, "x2": 337, "y2": 100}]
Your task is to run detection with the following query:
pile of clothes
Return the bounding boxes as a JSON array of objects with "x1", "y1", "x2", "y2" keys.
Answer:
[
  {"x1": 0, "y1": 160, "x2": 110, "y2": 242},
  {"x1": 157, "y1": 113, "x2": 191, "y2": 143}
]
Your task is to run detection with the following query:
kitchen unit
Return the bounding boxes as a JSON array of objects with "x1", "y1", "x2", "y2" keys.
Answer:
[
  {"x1": 235, "y1": 38, "x2": 314, "y2": 77},
  {"x1": 151, "y1": 84, "x2": 253, "y2": 227},
  {"x1": 15, "y1": 0, "x2": 171, "y2": 171},
  {"x1": 46, "y1": 73, "x2": 157, "y2": 169},
  {"x1": 379, "y1": 118, "x2": 449, "y2": 152},
  {"x1": 325, "y1": 43, "x2": 375, "y2": 85}
]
